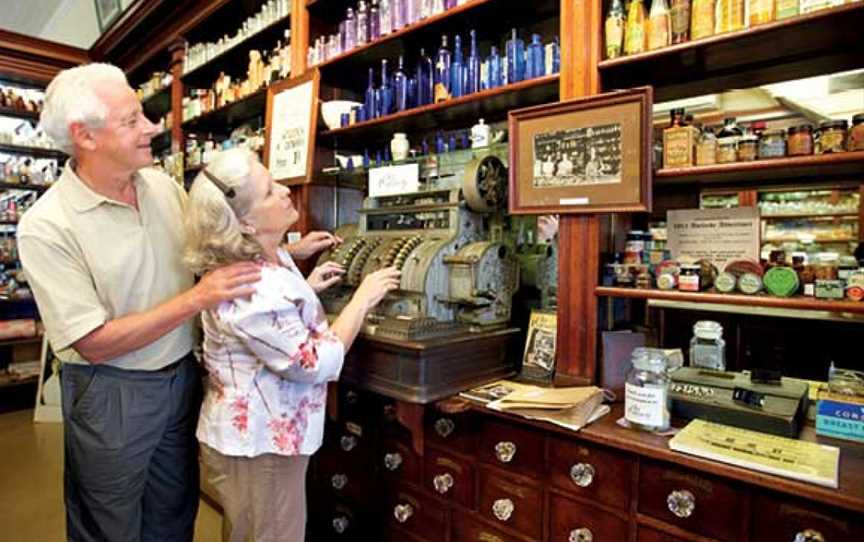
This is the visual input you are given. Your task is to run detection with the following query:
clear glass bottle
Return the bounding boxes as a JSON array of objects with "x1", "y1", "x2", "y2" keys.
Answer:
[
  {"x1": 625, "y1": 0, "x2": 647, "y2": 55},
  {"x1": 345, "y1": 7, "x2": 357, "y2": 50},
  {"x1": 647, "y1": 0, "x2": 671, "y2": 50},
  {"x1": 380, "y1": 0, "x2": 393, "y2": 35},
  {"x1": 690, "y1": 0, "x2": 715, "y2": 39},
  {"x1": 689, "y1": 320, "x2": 725, "y2": 370},
  {"x1": 625, "y1": 348, "x2": 671, "y2": 432},
  {"x1": 369, "y1": 0, "x2": 381, "y2": 41},
  {"x1": 434, "y1": 35, "x2": 452, "y2": 102},
  {"x1": 605, "y1": 0, "x2": 626, "y2": 59},
  {"x1": 356, "y1": 1, "x2": 370, "y2": 44}
]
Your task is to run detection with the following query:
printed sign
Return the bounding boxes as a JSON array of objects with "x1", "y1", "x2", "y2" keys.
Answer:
[
  {"x1": 667, "y1": 207, "x2": 760, "y2": 269},
  {"x1": 368, "y1": 163, "x2": 420, "y2": 197}
]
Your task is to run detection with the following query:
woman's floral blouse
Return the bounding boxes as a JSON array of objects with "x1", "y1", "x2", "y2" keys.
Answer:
[{"x1": 197, "y1": 249, "x2": 344, "y2": 457}]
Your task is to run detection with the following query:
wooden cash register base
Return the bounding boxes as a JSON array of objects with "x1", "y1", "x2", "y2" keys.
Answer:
[{"x1": 310, "y1": 383, "x2": 864, "y2": 542}]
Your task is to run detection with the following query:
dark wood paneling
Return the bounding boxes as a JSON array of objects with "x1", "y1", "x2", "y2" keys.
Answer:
[
  {"x1": 0, "y1": 29, "x2": 88, "y2": 85},
  {"x1": 548, "y1": 493, "x2": 629, "y2": 542}
]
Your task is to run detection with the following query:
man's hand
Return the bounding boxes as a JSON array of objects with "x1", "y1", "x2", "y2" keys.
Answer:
[
  {"x1": 286, "y1": 231, "x2": 343, "y2": 259},
  {"x1": 537, "y1": 215, "x2": 559, "y2": 243},
  {"x1": 307, "y1": 261, "x2": 345, "y2": 293},
  {"x1": 192, "y1": 262, "x2": 262, "y2": 310}
]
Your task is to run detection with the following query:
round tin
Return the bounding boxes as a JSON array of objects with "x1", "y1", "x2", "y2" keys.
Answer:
[
  {"x1": 715, "y1": 272, "x2": 737, "y2": 293},
  {"x1": 847, "y1": 285, "x2": 864, "y2": 302},
  {"x1": 763, "y1": 266, "x2": 800, "y2": 298},
  {"x1": 738, "y1": 273, "x2": 763, "y2": 295},
  {"x1": 657, "y1": 273, "x2": 678, "y2": 290}
]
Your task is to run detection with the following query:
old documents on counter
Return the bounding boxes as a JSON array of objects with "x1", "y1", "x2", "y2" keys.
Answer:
[
  {"x1": 462, "y1": 381, "x2": 609, "y2": 432},
  {"x1": 670, "y1": 419, "x2": 840, "y2": 488}
]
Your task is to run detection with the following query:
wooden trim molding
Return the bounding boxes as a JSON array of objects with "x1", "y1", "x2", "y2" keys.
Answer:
[{"x1": 0, "y1": 28, "x2": 89, "y2": 85}]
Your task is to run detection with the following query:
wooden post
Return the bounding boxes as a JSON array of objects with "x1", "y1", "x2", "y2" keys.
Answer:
[
  {"x1": 291, "y1": 0, "x2": 309, "y2": 78},
  {"x1": 554, "y1": 0, "x2": 604, "y2": 383},
  {"x1": 168, "y1": 39, "x2": 186, "y2": 155}
]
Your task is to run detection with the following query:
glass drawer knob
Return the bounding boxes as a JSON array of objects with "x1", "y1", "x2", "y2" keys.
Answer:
[
  {"x1": 667, "y1": 489, "x2": 695, "y2": 519},
  {"x1": 394, "y1": 503, "x2": 414, "y2": 524},
  {"x1": 332, "y1": 516, "x2": 349, "y2": 534},
  {"x1": 384, "y1": 452, "x2": 403, "y2": 471},
  {"x1": 345, "y1": 390, "x2": 359, "y2": 404},
  {"x1": 794, "y1": 529, "x2": 826, "y2": 542},
  {"x1": 569, "y1": 528, "x2": 594, "y2": 542},
  {"x1": 492, "y1": 498, "x2": 515, "y2": 522},
  {"x1": 435, "y1": 418, "x2": 455, "y2": 438},
  {"x1": 331, "y1": 473, "x2": 348, "y2": 491},
  {"x1": 433, "y1": 473, "x2": 454, "y2": 494},
  {"x1": 569, "y1": 463, "x2": 596, "y2": 487},
  {"x1": 340, "y1": 435, "x2": 358, "y2": 452},
  {"x1": 494, "y1": 441, "x2": 517, "y2": 463}
]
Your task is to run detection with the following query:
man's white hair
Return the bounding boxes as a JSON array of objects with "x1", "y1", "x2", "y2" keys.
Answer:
[
  {"x1": 39, "y1": 63, "x2": 128, "y2": 154},
  {"x1": 184, "y1": 148, "x2": 264, "y2": 275}
]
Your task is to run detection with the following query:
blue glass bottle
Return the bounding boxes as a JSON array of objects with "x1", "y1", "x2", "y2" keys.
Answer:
[
  {"x1": 434, "y1": 35, "x2": 452, "y2": 102},
  {"x1": 407, "y1": 76, "x2": 417, "y2": 109},
  {"x1": 345, "y1": 8, "x2": 357, "y2": 50},
  {"x1": 393, "y1": 55, "x2": 409, "y2": 112},
  {"x1": 416, "y1": 47, "x2": 433, "y2": 106},
  {"x1": 421, "y1": 138, "x2": 429, "y2": 155},
  {"x1": 466, "y1": 29, "x2": 481, "y2": 94},
  {"x1": 378, "y1": 59, "x2": 393, "y2": 116},
  {"x1": 448, "y1": 133, "x2": 457, "y2": 152},
  {"x1": 435, "y1": 131, "x2": 445, "y2": 154},
  {"x1": 392, "y1": 0, "x2": 406, "y2": 30},
  {"x1": 487, "y1": 45, "x2": 502, "y2": 89},
  {"x1": 365, "y1": 67, "x2": 377, "y2": 119},
  {"x1": 505, "y1": 28, "x2": 525, "y2": 84},
  {"x1": 369, "y1": 0, "x2": 381, "y2": 41},
  {"x1": 450, "y1": 35, "x2": 465, "y2": 98},
  {"x1": 363, "y1": 149, "x2": 371, "y2": 169},
  {"x1": 527, "y1": 33, "x2": 545, "y2": 79}
]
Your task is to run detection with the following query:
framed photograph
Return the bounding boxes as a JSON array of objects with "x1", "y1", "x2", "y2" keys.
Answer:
[
  {"x1": 508, "y1": 87, "x2": 653, "y2": 214},
  {"x1": 94, "y1": 0, "x2": 122, "y2": 32},
  {"x1": 264, "y1": 70, "x2": 320, "y2": 185},
  {"x1": 520, "y1": 309, "x2": 558, "y2": 383}
]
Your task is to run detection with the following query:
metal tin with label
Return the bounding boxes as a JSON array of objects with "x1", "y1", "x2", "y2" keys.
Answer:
[
  {"x1": 763, "y1": 267, "x2": 800, "y2": 298},
  {"x1": 657, "y1": 272, "x2": 678, "y2": 290},
  {"x1": 815, "y1": 279, "x2": 845, "y2": 300},
  {"x1": 715, "y1": 272, "x2": 737, "y2": 293},
  {"x1": 737, "y1": 273, "x2": 763, "y2": 295},
  {"x1": 847, "y1": 285, "x2": 864, "y2": 302}
]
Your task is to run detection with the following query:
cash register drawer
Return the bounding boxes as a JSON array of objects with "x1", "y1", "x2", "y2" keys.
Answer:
[{"x1": 638, "y1": 460, "x2": 745, "y2": 542}]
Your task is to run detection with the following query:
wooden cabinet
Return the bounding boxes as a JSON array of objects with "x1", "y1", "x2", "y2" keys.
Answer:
[
  {"x1": 638, "y1": 460, "x2": 746, "y2": 542},
  {"x1": 478, "y1": 419, "x2": 545, "y2": 480},
  {"x1": 424, "y1": 445, "x2": 476, "y2": 509},
  {"x1": 548, "y1": 493, "x2": 629, "y2": 542},
  {"x1": 426, "y1": 410, "x2": 477, "y2": 455},
  {"x1": 476, "y1": 466, "x2": 543, "y2": 540},
  {"x1": 546, "y1": 434, "x2": 635, "y2": 511},
  {"x1": 452, "y1": 512, "x2": 531, "y2": 542},
  {"x1": 381, "y1": 485, "x2": 448, "y2": 542},
  {"x1": 635, "y1": 525, "x2": 688, "y2": 542},
  {"x1": 750, "y1": 492, "x2": 864, "y2": 542},
  {"x1": 381, "y1": 437, "x2": 423, "y2": 487}
]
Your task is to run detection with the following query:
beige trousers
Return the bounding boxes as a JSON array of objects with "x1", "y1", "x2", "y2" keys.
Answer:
[{"x1": 201, "y1": 444, "x2": 310, "y2": 542}]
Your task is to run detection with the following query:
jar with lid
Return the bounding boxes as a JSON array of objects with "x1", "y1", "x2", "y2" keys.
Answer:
[
  {"x1": 717, "y1": 136, "x2": 738, "y2": 163},
  {"x1": 624, "y1": 230, "x2": 646, "y2": 264},
  {"x1": 689, "y1": 320, "x2": 725, "y2": 370},
  {"x1": 815, "y1": 120, "x2": 848, "y2": 154},
  {"x1": 696, "y1": 126, "x2": 718, "y2": 165},
  {"x1": 850, "y1": 114, "x2": 864, "y2": 152},
  {"x1": 737, "y1": 133, "x2": 758, "y2": 161},
  {"x1": 625, "y1": 347, "x2": 672, "y2": 432},
  {"x1": 758, "y1": 129, "x2": 787, "y2": 159},
  {"x1": 678, "y1": 263, "x2": 701, "y2": 291},
  {"x1": 787, "y1": 124, "x2": 814, "y2": 156},
  {"x1": 717, "y1": 117, "x2": 743, "y2": 138}
]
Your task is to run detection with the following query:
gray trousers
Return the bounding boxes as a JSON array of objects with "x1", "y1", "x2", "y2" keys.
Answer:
[{"x1": 60, "y1": 354, "x2": 202, "y2": 542}]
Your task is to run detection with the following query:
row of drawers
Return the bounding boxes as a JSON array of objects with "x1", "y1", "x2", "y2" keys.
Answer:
[{"x1": 317, "y1": 389, "x2": 863, "y2": 541}]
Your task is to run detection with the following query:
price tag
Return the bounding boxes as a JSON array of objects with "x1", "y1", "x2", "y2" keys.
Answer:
[{"x1": 368, "y1": 164, "x2": 420, "y2": 197}]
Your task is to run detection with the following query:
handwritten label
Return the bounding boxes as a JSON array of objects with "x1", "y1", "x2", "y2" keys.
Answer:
[{"x1": 368, "y1": 164, "x2": 420, "y2": 197}]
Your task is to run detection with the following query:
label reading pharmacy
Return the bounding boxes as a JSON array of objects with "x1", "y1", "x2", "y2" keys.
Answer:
[{"x1": 625, "y1": 383, "x2": 668, "y2": 427}]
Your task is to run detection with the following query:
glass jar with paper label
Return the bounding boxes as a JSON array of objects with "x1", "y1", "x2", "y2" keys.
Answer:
[{"x1": 625, "y1": 348, "x2": 671, "y2": 432}]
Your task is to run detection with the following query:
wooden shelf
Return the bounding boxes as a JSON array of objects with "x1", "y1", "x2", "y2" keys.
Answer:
[
  {"x1": 0, "y1": 106, "x2": 39, "y2": 122},
  {"x1": 0, "y1": 182, "x2": 48, "y2": 193},
  {"x1": 312, "y1": 0, "x2": 559, "y2": 90},
  {"x1": 655, "y1": 151, "x2": 864, "y2": 186},
  {"x1": 761, "y1": 212, "x2": 858, "y2": 220},
  {"x1": 599, "y1": 4, "x2": 864, "y2": 101},
  {"x1": 142, "y1": 86, "x2": 171, "y2": 120},
  {"x1": 181, "y1": 88, "x2": 266, "y2": 135},
  {"x1": 0, "y1": 143, "x2": 66, "y2": 160},
  {"x1": 181, "y1": 14, "x2": 291, "y2": 88},
  {"x1": 763, "y1": 236, "x2": 857, "y2": 243},
  {"x1": 596, "y1": 287, "x2": 864, "y2": 315},
  {"x1": 320, "y1": 75, "x2": 559, "y2": 147}
]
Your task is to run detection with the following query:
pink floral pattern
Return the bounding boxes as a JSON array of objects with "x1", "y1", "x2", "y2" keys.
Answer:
[{"x1": 196, "y1": 249, "x2": 345, "y2": 458}]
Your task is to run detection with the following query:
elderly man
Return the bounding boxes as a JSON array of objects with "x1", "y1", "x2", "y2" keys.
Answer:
[{"x1": 17, "y1": 63, "x2": 335, "y2": 542}]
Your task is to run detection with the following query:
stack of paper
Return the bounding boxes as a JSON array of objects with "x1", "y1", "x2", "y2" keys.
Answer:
[{"x1": 485, "y1": 385, "x2": 608, "y2": 432}]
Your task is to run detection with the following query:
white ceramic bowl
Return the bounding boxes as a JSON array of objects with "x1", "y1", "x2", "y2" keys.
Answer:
[
  {"x1": 335, "y1": 154, "x2": 364, "y2": 169},
  {"x1": 321, "y1": 100, "x2": 363, "y2": 130}
]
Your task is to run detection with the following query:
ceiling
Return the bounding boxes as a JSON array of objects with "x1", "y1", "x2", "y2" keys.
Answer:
[{"x1": 0, "y1": 0, "x2": 101, "y2": 49}]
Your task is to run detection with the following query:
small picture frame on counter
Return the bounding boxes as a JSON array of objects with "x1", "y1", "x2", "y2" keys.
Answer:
[
  {"x1": 508, "y1": 86, "x2": 653, "y2": 214},
  {"x1": 520, "y1": 309, "x2": 557, "y2": 383}
]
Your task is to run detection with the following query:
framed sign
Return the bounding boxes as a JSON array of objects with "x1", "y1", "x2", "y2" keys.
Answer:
[
  {"x1": 508, "y1": 87, "x2": 653, "y2": 214},
  {"x1": 264, "y1": 70, "x2": 320, "y2": 185},
  {"x1": 94, "y1": 0, "x2": 122, "y2": 31}
]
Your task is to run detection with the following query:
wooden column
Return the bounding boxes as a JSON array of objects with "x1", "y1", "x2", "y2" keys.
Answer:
[
  {"x1": 168, "y1": 39, "x2": 186, "y2": 155},
  {"x1": 554, "y1": 0, "x2": 604, "y2": 383},
  {"x1": 291, "y1": 0, "x2": 310, "y2": 78}
]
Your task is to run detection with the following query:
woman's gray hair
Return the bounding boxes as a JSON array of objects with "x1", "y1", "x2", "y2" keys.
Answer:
[
  {"x1": 39, "y1": 63, "x2": 128, "y2": 154},
  {"x1": 184, "y1": 148, "x2": 264, "y2": 274}
]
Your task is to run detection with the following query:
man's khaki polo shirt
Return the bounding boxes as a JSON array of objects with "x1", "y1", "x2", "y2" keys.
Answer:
[{"x1": 17, "y1": 163, "x2": 195, "y2": 370}]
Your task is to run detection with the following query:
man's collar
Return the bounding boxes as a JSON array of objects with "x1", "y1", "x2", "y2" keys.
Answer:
[{"x1": 60, "y1": 159, "x2": 147, "y2": 213}]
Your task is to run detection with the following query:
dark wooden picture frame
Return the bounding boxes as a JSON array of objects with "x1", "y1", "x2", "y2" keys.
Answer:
[
  {"x1": 508, "y1": 86, "x2": 653, "y2": 214},
  {"x1": 94, "y1": 0, "x2": 122, "y2": 32},
  {"x1": 264, "y1": 69, "x2": 320, "y2": 185}
]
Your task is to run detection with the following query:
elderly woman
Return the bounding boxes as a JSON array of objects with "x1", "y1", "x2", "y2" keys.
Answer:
[{"x1": 184, "y1": 148, "x2": 399, "y2": 542}]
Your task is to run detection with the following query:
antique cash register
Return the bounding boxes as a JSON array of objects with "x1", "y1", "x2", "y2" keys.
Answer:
[{"x1": 316, "y1": 148, "x2": 549, "y2": 402}]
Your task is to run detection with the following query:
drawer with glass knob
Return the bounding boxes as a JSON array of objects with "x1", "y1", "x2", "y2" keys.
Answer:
[
  {"x1": 549, "y1": 493, "x2": 629, "y2": 542},
  {"x1": 424, "y1": 445, "x2": 476, "y2": 509},
  {"x1": 547, "y1": 434, "x2": 635, "y2": 510},
  {"x1": 477, "y1": 466, "x2": 543, "y2": 540}
]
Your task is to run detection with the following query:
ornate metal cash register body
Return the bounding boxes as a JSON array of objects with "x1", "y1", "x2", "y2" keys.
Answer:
[{"x1": 317, "y1": 148, "x2": 554, "y2": 402}]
